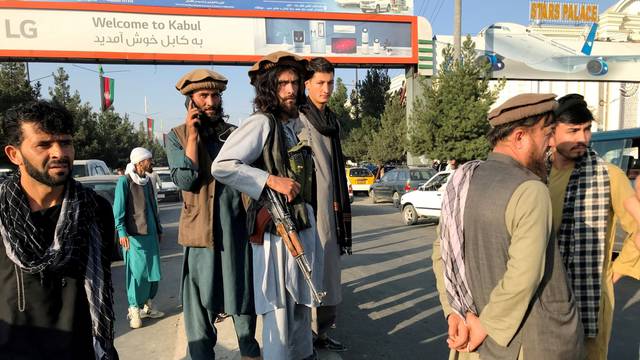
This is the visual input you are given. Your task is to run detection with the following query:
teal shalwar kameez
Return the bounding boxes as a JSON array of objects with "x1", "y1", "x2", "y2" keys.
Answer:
[
  {"x1": 165, "y1": 128, "x2": 259, "y2": 359},
  {"x1": 113, "y1": 176, "x2": 162, "y2": 308}
]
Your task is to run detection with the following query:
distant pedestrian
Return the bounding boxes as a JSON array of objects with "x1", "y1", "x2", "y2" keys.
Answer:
[
  {"x1": 113, "y1": 147, "x2": 164, "y2": 329},
  {"x1": 445, "y1": 159, "x2": 458, "y2": 171},
  {"x1": 0, "y1": 100, "x2": 118, "y2": 359}
]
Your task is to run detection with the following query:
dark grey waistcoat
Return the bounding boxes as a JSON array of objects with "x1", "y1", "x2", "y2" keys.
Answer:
[
  {"x1": 464, "y1": 153, "x2": 584, "y2": 360},
  {"x1": 125, "y1": 174, "x2": 159, "y2": 236}
]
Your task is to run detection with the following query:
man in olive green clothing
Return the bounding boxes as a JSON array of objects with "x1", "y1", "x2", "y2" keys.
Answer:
[
  {"x1": 548, "y1": 94, "x2": 640, "y2": 360},
  {"x1": 432, "y1": 94, "x2": 584, "y2": 359},
  {"x1": 165, "y1": 69, "x2": 260, "y2": 359}
]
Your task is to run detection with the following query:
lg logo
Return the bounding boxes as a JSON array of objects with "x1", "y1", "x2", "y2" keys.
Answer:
[{"x1": 4, "y1": 19, "x2": 38, "y2": 39}]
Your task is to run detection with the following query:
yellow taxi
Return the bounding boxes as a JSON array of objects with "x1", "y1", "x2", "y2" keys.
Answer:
[{"x1": 346, "y1": 167, "x2": 375, "y2": 193}]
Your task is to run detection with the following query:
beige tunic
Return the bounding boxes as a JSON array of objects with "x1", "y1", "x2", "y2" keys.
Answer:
[
  {"x1": 549, "y1": 162, "x2": 640, "y2": 360},
  {"x1": 432, "y1": 181, "x2": 552, "y2": 359}
]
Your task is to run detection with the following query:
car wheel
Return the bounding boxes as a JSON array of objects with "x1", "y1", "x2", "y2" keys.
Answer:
[
  {"x1": 392, "y1": 192, "x2": 400, "y2": 207},
  {"x1": 402, "y1": 205, "x2": 418, "y2": 225},
  {"x1": 369, "y1": 190, "x2": 379, "y2": 204}
]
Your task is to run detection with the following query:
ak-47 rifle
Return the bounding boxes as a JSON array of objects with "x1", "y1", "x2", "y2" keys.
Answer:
[{"x1": 264, "y1": 188, "x2": 326, "y2": 304}]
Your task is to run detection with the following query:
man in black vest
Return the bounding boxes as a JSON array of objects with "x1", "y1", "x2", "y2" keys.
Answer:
[
  {"x1": 0, "y1": 100, "x2": 118, "y2": 359},
  {"x1": 433, "y1": 94, "x2": 584, "y2": 359},
  {"x1": 212, "y1": 51, "x2": 324, "y2": 360}
]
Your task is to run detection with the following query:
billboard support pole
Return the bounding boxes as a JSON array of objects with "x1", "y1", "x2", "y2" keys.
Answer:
[
  {"x1": 405, "y1": 65, "x2": 429, "y2": 166},
  {"x1": 454, "y1": 0, "x2": 462, "y2": 61}
]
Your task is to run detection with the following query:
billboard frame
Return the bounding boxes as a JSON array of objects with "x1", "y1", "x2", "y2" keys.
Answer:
[{"x1": 0, "y1": 1, "x2": 418, "y2": 67}]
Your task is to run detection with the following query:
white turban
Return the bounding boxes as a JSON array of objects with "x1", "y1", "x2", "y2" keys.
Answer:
[{"x1": 129, "y1": 147, "x2": 152, "y2": 165}]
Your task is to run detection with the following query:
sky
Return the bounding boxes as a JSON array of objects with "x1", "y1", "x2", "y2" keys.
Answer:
[{"x1": 24, "y1": 0, "x2": 620, "y2": 133}]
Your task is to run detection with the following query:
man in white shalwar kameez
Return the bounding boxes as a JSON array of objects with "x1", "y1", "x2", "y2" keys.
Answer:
[{"x1": 211, "y1": 51, "x2": 324, "y2": 360}]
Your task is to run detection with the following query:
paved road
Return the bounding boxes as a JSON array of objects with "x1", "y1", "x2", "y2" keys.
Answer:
[{"x1": 111, "y1": 196, "x2": 640, "y2": 359}]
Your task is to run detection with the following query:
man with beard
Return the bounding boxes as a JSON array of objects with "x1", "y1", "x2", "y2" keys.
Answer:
[
  {"x1": 298, "y1": 57, "x2": 351, "y2": 352},
  {"x1": 166, "y1": 70, "x2": 260, "y2": 359},
  {"x1": 432, "y1": 94, "x2": 584, "y2": 359},
  {"x1": 548, "y1": 94, "x2": 640, "y2": 360},
  {"x1": 211, "y1": 51, "x2": 323, "y2": 360},
  {"x1": 0, "y1": 100, "x2": 118, "y2": 359},
  {"x1": 113, "y1": 147, "x2": 164, "y2": 329}
]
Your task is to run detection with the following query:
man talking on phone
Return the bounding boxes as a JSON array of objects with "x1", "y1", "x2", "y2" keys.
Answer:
[{"x1": 165, "y1": 69, "x2": 261, "y2": 360}]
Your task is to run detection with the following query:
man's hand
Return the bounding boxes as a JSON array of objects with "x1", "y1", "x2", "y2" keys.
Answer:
[
  {"x1": 613, "y1": 272, "x2": 623, "y2": 284},
  {"x1": 185, "y1": 100, "x2": 201, "y2": 138},
  {"x1": 446, "y1": 313, "x2": 469, "y2": 351},
  {"x1": 465, "y1": 312, "x2": 488, "y2": 352},
  {"x1": 267, "y1": 175, "x2": 301, "y2": 202},
  {"x1": 119, "y1": 236, "x2": 130, "y2": 250}
]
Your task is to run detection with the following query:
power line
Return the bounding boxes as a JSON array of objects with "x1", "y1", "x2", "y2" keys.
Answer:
[{"x1": 432, "y1": 0, "x2": 447, "y2": 25}]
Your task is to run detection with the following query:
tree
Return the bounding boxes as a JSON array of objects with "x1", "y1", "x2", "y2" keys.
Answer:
[
  {"x1": 342, "y1": 115, "x2": 377, "y2": 162},
  {"x1": 358, "y1": 68, "x2": 390, "y2": 121},
  {"x1": 135, "y1": 121, "x2": 168, "y2": 167},
  {"x1": 409, "y1": 36, "x2": 505, "y2": 162},
  {"x1": 0, "y1": 63, "x2": 40, "y2": 165},
  {"x1": 348, "y1": 88, "x2": 361, "y2": 125},
  {"x1": 368, "y1": 96, "x2": 407, "y2": 164},
  {"x1": 328, "y1": 77, "x2": 353, "y2": 137}
]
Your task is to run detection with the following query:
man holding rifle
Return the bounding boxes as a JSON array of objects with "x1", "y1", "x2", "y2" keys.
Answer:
[{"x1": 211, "y1": 51, "x2": 324, "y2": 360}]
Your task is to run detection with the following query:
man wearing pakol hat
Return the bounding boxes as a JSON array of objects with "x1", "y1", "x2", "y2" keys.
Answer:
[
  {"x1": 113, "y1": 147, "x2": 164, "y2": 329},
  {"x1": 166, "y1": 69, "x2": 260, "y2": 359},
  {"x1": 211, "y1": 51, "x2": 324, "y2": 360},
  {"x1": 432, "y1": 94, "x2": 584, "y2": 359},
  {"x1": 548, "y1": 94, "x2": 640, "y2": 359}
]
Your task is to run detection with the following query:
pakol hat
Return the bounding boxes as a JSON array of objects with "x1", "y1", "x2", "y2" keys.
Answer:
[
  {"x1": 130, "y1": 147, "x2": 152, "y2": 164},
  {"x1": 248, "y1": 51, "x2": 309, "y2": 85},
  {"x1": 488, "y1": 93, "x2": 558, "y2": 127},
  {"x1": 175, "y1": 69, "x2": 228, "y2": 95}
]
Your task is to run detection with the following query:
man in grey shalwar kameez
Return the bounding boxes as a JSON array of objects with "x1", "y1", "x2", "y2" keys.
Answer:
[
  {"x1": 298, "y1": 57, "x2": 352, "y2": 352},
  {"x1": 211, "y1": 51, "x2": 324, "y2": 360}
]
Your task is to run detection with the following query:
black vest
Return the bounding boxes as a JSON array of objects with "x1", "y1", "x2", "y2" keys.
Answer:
[{"x1": 245, "y1": 113, "x2": 312, "y2": 237}]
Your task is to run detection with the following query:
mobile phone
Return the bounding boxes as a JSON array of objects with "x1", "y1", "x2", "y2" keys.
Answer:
[{"x1": 185, "y1": 99, "x2": 202, "y2": 129}]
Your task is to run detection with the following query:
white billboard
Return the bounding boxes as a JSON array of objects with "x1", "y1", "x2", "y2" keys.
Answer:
[{"x1": 0, "y1": 4, "x2": 418, "y2": 65}]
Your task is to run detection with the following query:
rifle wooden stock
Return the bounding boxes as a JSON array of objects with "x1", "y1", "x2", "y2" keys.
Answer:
[{"x1": 266, "y1": 188, "x2": 326, "y2": 304}]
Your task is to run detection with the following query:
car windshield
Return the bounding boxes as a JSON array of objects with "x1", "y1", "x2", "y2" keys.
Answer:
[
  {"x1": 410, "y1": 169, "x2": 436, "y2": 181},
  {"x1": 423, "y1": 173, "x2": 450, "y2": 191},
  {"x1": 72, "y1": 165, "x2": 87, "y2": 178},
  {"x1": 158, "y1": 173, "x2": 173, "y2": 182},
  {"x1": 81, "y1": 181, "x2": 116, "y2": 204},
  {"x1": 349, "y1": 168, "x2": 372, "y2": 177}
]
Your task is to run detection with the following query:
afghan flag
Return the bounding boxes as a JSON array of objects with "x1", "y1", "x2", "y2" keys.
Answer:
[
  {"x1": 99, "y1": 65, "x2": 115, "y2": 111},
  {"x1": 147, "y1": 117, "x2": 154, "y2": 139}
]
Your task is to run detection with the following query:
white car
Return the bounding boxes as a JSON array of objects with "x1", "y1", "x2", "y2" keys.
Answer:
[
  {"x1": 360, "y1": 0, "x2": 392, "y2": 13},
  {"x1": 336, "y1": 0, "x2": 361, "y2": 6},
  {"x1": 399, "y1": 171, "x2": 453, "y2": 225}
]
